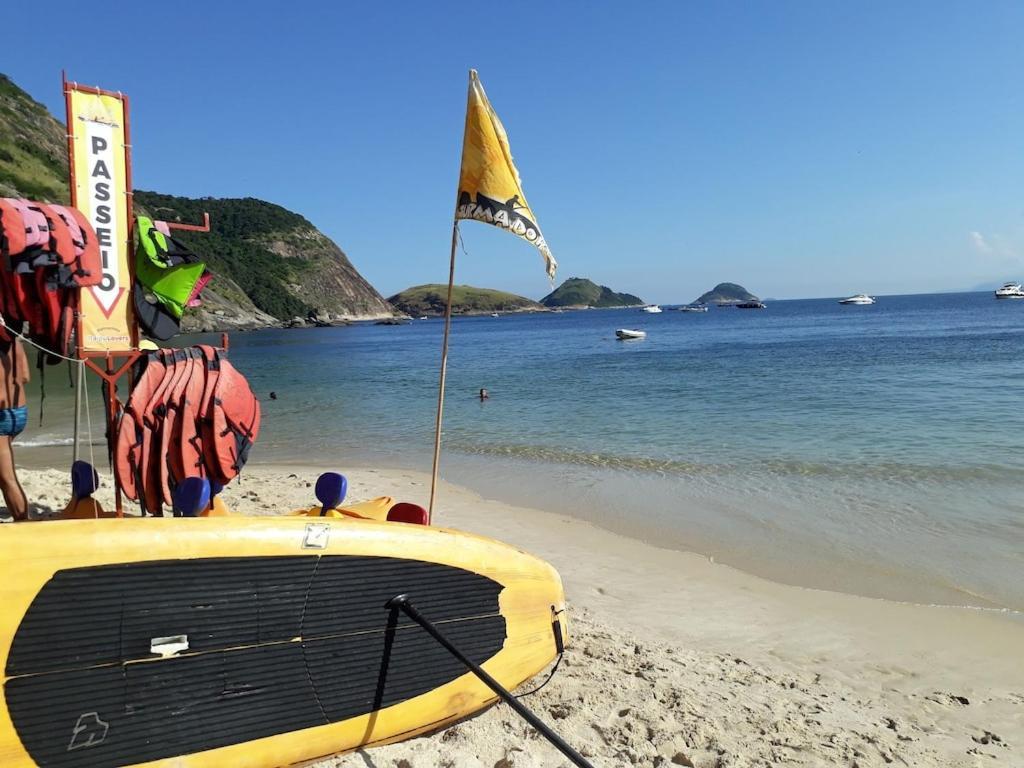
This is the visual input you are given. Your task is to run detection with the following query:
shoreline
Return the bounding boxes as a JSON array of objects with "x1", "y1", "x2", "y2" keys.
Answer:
[
  {"x1": 430, "y1": 450, "x2": 1024, "y2": 615},
  {"x1": 17, "y1": 443, "x2": 1024, "y2": 616},
  {"x1": 6, "y1": 461, "x2": 1022, "y2": 765}
]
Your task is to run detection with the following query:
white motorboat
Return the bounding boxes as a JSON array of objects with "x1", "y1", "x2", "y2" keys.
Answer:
[
  {"x1": 641, "y1": 305, "x2": 662, "y2": 313},
  {"x1": 490, "y1": 312, "x2": 500, "y2": 317},
  {"x1": 839, "y1": 294, "x2": 875, "y2": 305},
  {"x1": 678, "y1": 304, "x2": 708, "y2": 313},
  {"x1": 615, "y1": 328, "x2": 646, "y2": 340},
  {"x1": 994, "y1": 282, "x2": 1024, "y2": 299}
]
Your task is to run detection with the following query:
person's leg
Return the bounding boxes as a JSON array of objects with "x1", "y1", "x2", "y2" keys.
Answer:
[{"x1": 0, "y1": 436, "x2": 28, "y2": 521}]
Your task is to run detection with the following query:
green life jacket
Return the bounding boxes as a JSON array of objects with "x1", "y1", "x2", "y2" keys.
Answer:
[{"x1": 134, "y1": 216, "x2": 209, "y2": 319}]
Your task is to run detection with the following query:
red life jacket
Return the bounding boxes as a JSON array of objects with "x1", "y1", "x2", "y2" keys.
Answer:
[
  {"x1": 25, "y1": 205, "x2": 75, "y2": 357},
  {"x1": 49, "y1": 205, "x2": 102, "y2": 288},
  {"x1": 115, "y1": 351, "x2": 169, "y2": 504},
  {"x1": 0, "y1": 201, "x2": 53, "y2": 348},
  {"x1": 157, "y1": 348, "x2": 196, "y2": 505},
  {"x1": 0, "y1": 201, "x2": 23, "y2": 341},
  {"x1": 57, "y1": 289, "x2": 77, "y2": 358},
  {"x1": 0, "y1": 199, "x2": 28, "y2": 257},
  {"x1": 0, "y1": 199, "x2": 95, "y2": 352},
  {"x1": 15, "y1": 269, "x2": 46, "y2": 341},
  {"x1": 169, "y1": 352, "x2": 208, "y2": 488},
  {"x1": 140, "y1": 349, "x2": 188, "y2": 516},
  {"x1": 2, "y1": 199, "x2": 51, "y2": 277},
  {"x1": 16, "y1": 199, "x2": 52, "y2": 272},
  {"x1": 5, "y1": 198, "x2": 48, "y2": 249},
  {"x1": 34, "y1": 268, "x2": 62, "y2": 353},
  {"x1": 114, "y1": 408, "x2": 141, "y2": 501},
  {"x1": 31, "y1": 203, "x2": 74, "y2": 268},
  {"x1": 208, "y1": 357, "x2": 261, "y2": 482}
]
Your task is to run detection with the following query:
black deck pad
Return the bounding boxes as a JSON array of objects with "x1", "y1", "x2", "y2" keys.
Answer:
[{"x1": 5, "y1": 555, "x2": 506, "y2": 768}]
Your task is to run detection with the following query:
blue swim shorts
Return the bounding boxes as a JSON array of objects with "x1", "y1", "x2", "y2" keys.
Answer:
[{"x1": 0, "y1": 406, "x2": 28, "y2": 437}]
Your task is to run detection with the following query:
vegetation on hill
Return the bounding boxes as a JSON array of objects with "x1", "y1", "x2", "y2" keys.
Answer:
[
  {"x1": 540, "y1": 277, "x2": 643, "y2": 308},
  {"x1": 388, "y1": 285, "x2": 544, "y2": 316},
  {"x1": 0, "y1": 74, "x2": 69, "y2": 202},
  {"x1": 134, "y1": 192, "x2": 316, "y2": 320},
  {"x1": 694, "y1": 282, "x2": 759, "y2": 305}
]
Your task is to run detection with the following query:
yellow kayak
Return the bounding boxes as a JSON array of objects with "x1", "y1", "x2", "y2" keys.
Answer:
[
  {"x1": 0, "y1": 515, "x2": 566, "y2": 768},
  {"x1": 289, "y1": 495, "x2": 395, "y2": 521}
]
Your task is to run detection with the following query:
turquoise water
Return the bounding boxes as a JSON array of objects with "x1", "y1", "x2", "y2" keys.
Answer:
[{"x1": 23, "y1": 292, "x2": 1024, "y2": 611}]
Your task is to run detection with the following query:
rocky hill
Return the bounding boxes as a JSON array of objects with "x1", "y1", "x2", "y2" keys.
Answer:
[
  {"x1": 694, "y1": 282, "x2": 759, "y2": 305},
  {"x1": 388, "y1": 285, "x2": 544, "y2": 316},
  {"x1": 0, "y1": 73, "x2": 396, "y2": 331},
  {"x1": 540, "y1": 277, "x2": 643, "y2": 308},
  {"x1": 134, "y1": 192, "x2": 395, "y2": 331}
]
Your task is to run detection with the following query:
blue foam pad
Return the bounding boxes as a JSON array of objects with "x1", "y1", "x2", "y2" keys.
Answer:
[
  {"x1": 315, "y1": 472, "x2": 347, "y2": 513},
  {"x1": 70, "y1": 460, "x2": 100, "y2": 498},
  {"x1": 173, "y1": 477, "x2": 211, "y2": 518},
  {"x1": 209, "y1": 479, "x2": 225, "y2": 497}
]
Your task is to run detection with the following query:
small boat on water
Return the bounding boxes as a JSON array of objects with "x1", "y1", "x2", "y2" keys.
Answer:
[
  {"x1": 994, "y1": 282, "x2": 1024, "y2": 299},
  {"x1": 678, "y1": 303, "x2": 708, "y2": 312},
  {"x1": 736, "y1": 300, "x2": 766, "y2": 309},
  {"x1": 641, "y1": 305, "x2": 662, "y2": 313},
  {"x1": 839, "y1": 294, "x2": 875, "y2": 305},
  {"x1": 616, "y1": 328, "x2": 646, "y2": 340},
  {"x1": 490, "y1": 312, "x2": 500, "y2": 317}
]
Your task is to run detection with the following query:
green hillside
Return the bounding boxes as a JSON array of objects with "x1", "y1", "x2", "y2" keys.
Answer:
[
  {"x1": 0, "y1": 74, "x2": 68, "y2": 201},
  {"x1": 540, "y1": 277, "x2": 643, "y2": 308},
  {"x1": 388, "y1": 284, "x2": 544, "y2": 316}
]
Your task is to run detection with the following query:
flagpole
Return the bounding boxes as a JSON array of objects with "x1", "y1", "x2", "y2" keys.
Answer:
[{"x1": 428, "y1": 221, "x2": 460, "y2": 523}]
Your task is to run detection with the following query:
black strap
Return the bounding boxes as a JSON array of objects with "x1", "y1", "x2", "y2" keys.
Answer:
[
  {"x1": 515, "y1": 610, "x2": 566, "y2": 699},
  {"x1": 148, "y1": 227, "x2": 200, "y2": 267}
]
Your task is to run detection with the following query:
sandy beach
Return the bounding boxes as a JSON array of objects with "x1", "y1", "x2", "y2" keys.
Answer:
[{"x1": 8, "y1": 460, "x2": 1021, "y2": 767}]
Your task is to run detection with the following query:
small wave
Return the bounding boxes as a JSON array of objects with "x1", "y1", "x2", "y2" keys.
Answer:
[
  {"x1": 448, "y1": 442, "x2": 710, "y2": 476},
  {"x1": 16, "y1": 437, "x2": 104, "y2": 448},
  {"x1": 447, "y1": 442, "x2": 1013, "y2": 484}
]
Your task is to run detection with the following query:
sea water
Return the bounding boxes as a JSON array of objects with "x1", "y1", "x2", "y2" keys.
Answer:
[{"x1": 23, "y1": 292, "x2": 1024, "y2": 612}]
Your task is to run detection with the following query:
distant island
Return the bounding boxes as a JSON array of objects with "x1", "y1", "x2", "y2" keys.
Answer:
[
  {"x1": 694, "y1": 282, "x2": 760, "y2": 305},
  {"x1": 387, "y1": 284, "x2": 544, "y2": 316},
  {"x1": 540, "y1": 277, "x2": 643, "y2": 308}
]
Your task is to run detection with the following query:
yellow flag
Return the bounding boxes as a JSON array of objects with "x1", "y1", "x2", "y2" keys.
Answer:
[{"x1": 455, "y1": 70, "x2": 556, "y2": 280}]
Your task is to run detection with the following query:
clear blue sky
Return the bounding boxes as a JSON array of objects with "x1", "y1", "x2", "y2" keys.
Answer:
[{"x1": 6, "y1": 1, "x2": 1024, "y2": 302}]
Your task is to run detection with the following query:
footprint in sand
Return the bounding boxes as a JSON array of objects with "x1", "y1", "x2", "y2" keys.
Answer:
[
  {"x1": 971, "y1": 731, "x2": 1005, "y2": 747},
  {"x1": 924, "y1": 692, "x2": 969, "y2": 707}
]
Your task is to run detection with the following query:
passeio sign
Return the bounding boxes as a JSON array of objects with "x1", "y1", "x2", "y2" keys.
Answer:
[{"x1": 66, "y1": 85, "x2": 134, "y2": 352}]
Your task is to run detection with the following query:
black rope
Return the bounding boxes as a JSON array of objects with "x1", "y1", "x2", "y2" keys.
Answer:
[
  {"x1": 516, "y1": 607, "x2": 565, "y2": 699},
  {"x1": 515, "y1": 650, "x2": 563, "y2": 699},
  {"x1": 386, "y1": 595, "x2": 594, "y2": 768}
]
